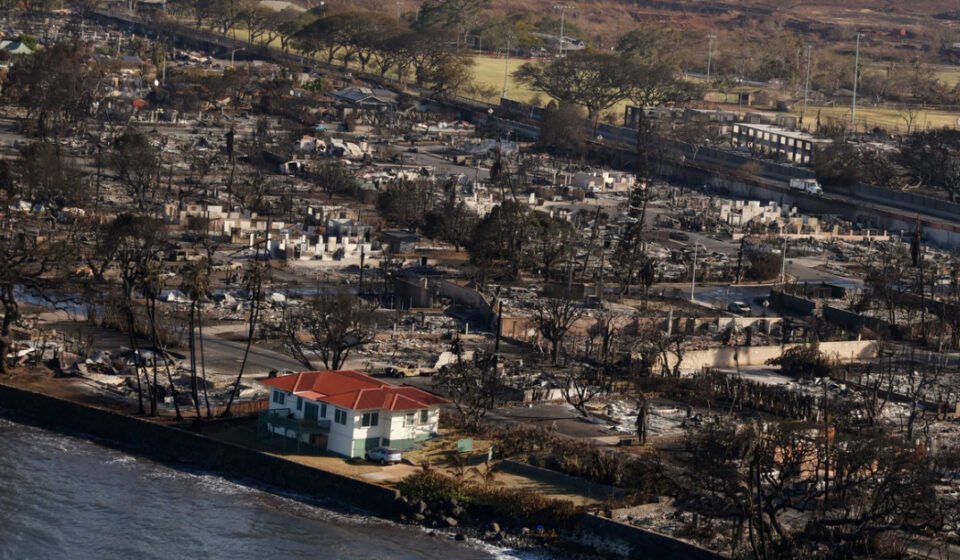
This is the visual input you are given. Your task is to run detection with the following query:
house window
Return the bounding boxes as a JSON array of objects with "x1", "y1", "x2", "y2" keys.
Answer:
[
  {"x1": 296, "y1": 397, "x2": 303, "y2": 411},
  {"x1": 320, "y1": 403, "x2": 327, "y2": 418},
  {"x1": 420, "y1": 409, "x2": 429, "y2": 424},
  {"x1": 405, "y1": 412, "x2": 416, "y2": 427},
  {"x1": 361, "y1": 412, "x2": 379, "y2": 427},
  {"x1": 334, "y1": 408, "x2": 347, "y2": 425},
  {"x1": 272, "y1": 390, "x2": 286, "y2": 405}
]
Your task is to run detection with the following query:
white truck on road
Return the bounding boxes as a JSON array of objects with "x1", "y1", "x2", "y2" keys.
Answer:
[{"x1": 789, "y1": 178, "x2": 823, "y2": 195}]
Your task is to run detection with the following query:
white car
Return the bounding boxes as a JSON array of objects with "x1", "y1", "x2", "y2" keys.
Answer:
[
  {"x1": 365, "y1": 447, "x2": 402, "y2": 465},
  {"x1": 728, "y1": 301, "x2": 751, "y2": 315}
]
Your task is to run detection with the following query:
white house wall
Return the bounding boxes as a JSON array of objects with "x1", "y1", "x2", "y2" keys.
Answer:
[
  {"x1": 385, "y1": 408, "x2": 439, "y2": 447},
  {"x1": 326, "y1": 409, "x2": 356, "y2": 457},
  {"x1": 266, "y1": 389, "x2": 440, "y2": 457}
]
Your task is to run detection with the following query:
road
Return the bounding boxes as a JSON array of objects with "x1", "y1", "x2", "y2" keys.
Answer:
[
  {"x1": 48, "y1": 318, "x2": 304, "y2": 379},
  {"x1": 198, "y1": 335, "x2": 305, "y2": 377},
  {"x1": 484, "y1": 403, "x2": 619, "y2": 441},
  {"x1": 384, "y1": 144, "x2": 492, "y2": 180}
]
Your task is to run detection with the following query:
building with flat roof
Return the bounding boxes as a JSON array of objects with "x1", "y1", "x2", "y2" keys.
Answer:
[{"x1": 731, "y1": 123, "x2": 831, "y2": 165}]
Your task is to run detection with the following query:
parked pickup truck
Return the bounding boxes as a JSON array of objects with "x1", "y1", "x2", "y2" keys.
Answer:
[{"x1": 385, "y1": 365, "x2": 429, "y2": 378}]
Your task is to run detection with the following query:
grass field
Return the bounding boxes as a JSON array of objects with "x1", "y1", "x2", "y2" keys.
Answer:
[
  {"x1": 792, "y1": 105, "x2": 960, "y2": 133},
  {"x1": 468, "y1": 55, "x2": 540, "y2": 104},
  {"x1": 224, "y1": 26, "x2": 959, "y2": 133},
  {"x1": 469, "y1": 56, "x2": 960, "y2": 133}
]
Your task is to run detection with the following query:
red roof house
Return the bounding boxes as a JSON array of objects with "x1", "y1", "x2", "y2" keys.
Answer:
[{"x1": 260, "y1": 370, "x2": 448, "y2": 458}]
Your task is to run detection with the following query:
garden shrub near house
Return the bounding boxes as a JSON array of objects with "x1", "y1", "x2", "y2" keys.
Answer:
[
  {"x1": 397, "y1": 470, "x2": 465, "y2": 504},
  {"x1": 396, "y1": 470, "x2": 583, "y2": 531}
]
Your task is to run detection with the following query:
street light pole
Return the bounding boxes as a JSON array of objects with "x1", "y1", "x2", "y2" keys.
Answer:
[
  {"x1": 706, "y1": 33, "x2": 717, "y2": 85},
  {"x1": 852, "y1": 32, "x2": 862, "y2": 127},
  {"x1": 230, "y1": 48, "x2": 244, "y2": 67},
  {"x1": 502, "y1": 35, "x2": 511, "y2": 100},
  {"x1": 555, "y1": 5, "x2": 571, "y2": 57},
  {"x1": 801, "y1": 44, "x2": 812, "y2": 127}
]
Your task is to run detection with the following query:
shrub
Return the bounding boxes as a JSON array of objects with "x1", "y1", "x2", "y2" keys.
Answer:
[
  {"x1": 746, "y1": 250, "x2": 782, "y2": 281},
  {"x1": 468, "y1": 486, "x2": 582, "y2": 530},
  {"x1": 396, "y1": 471, "x2": 464, "y2": 503}
]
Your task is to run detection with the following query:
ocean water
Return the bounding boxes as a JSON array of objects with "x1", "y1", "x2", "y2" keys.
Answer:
[{"x1": 0, "y1": 419, "x2": 543, "y2": 560}]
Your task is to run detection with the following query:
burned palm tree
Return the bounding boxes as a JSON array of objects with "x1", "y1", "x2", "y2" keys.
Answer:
[
  {"x1": 180, "y1": 259, "x2": 212, "y2": 419},
  {"x1": 221, "y1": 259, "x2": 270, "y2": 417},
  {"x1": 138, "y1": 258, "x2": 182, "y2": 421}
]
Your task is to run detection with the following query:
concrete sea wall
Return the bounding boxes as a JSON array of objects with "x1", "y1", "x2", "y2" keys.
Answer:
[{"x1": 573, "y1": 515, "x2": 722, "y2": 560}]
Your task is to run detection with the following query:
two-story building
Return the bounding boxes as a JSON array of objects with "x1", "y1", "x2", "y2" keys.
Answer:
[{"x1": 259, "y1": 370, "x2": 448, "y2": 458}]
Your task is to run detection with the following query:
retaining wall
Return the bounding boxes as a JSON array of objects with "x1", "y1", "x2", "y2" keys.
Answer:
[
  {"x1": 669, "y1": 340, "x2": 879, "y2": 373},
  {"x1": 573, "y1": 514, "x2": 723, "y2": 560},
  {"x1": 851, "y1": 183, "x2": 960, "y2": 223},
  {"x1": 499, "y1": 459, "x2": 627, "y2": 501}
]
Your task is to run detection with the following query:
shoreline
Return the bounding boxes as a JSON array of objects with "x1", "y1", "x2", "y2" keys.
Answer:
[
  {"x1": 0, "y1": 381, "x2": 563, "y2": 558},
  {"x1": 0, "y1": 380, "x2": 720, "y2": 560},
  {"x1": 0, "y1": 416, "x2": 533, "y2": 560}
]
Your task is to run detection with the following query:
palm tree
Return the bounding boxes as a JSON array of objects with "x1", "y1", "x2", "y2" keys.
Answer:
[
  {"x1": 221, "y1": 260, "x2": 269, "y2": 417},
  {"x1": 180, "y1": 259, "x2": 212, "y2": 418},
  {"x1": 138, "y1": 259, "x2": 182, "y2": 420}
]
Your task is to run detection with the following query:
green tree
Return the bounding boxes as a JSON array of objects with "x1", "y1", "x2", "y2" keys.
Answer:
[
  {"x1": 4, "y1": 41, "x2": 104, "y2": 136},
  {"x1": 514, "y1": 50, "x2": 632, "y2": 131},
  {"x1": 15, "y1": 142, "x2": 88, "y2": 207}
]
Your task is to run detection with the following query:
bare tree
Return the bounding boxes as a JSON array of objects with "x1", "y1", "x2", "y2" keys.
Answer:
[
  {"x1": 111, "y1": 130, "x2": 160, "y2": 210},
  {"x1": 433, "y1": 351, "x2": 501, "y2": 432},
  {"x1": 533, "y1": 295, "x2": 586, "y2": 365},
  {"x1": 286, "y1": 293, "x2": 378, "y2": 371},
  {"x1": 180, "y1": 259, "x2": 212, "y2": 419},
  {"x1": 561, "y1": 366, "x2": 606, "y2": 417},
  {"x1": 109, "y1": 214, "x2": 166, "y2": 414},
  {"x1": 221, "y1": 259, "x2": 269, "y2": 417},
  {"x1": 138, "y1": 258, "x2": 182, "y2": 420},
  {"x1": 585, "y1": 309, "x2": 620, "y2": 366},
  {"x1": 0, "y1": 214, "x2": 72, "y2": 374}
]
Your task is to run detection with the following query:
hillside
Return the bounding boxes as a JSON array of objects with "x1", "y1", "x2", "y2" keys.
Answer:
[{"x1": 333, "y1": 0, "x2": 960, "y2": 63}]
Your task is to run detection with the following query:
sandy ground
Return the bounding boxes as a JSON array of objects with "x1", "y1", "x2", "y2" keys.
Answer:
[{"x1": 205, "y1": 419, "x2": 604, "y2": 505}]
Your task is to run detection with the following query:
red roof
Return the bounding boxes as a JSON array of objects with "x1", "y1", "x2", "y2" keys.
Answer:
[{"x1": 260, "y1": 370, "x2": 449, "y2": 411}]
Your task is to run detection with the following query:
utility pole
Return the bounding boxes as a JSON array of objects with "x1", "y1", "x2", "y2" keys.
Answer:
[
  {"x1": 555, "y1": 5, "x2": 571, "y2": 57},
  {"x1": 502, "y1": 35, "x2": 511, "y2": 100},
  {"x1": 706, "y1": 33, "x2": 717, "y2": 85},
  {"x1": 396, "y1": 0, "x2": 402, "y2": 21},
  {"x1": 736, "y1": 77, "x2": 743, "y2": 116},
  {"x1": 690, "y1": 243, "x2": 698, "y2": 302},
  {"x1": 780, "y1": 236, "x2": 788, "y2": 285},
  {"x1": 852, "y1": 32, "x2": 862, "y2": 127},
  {"x1": 801, "y1": 44, "x2": 812, "y2": 127},
  {"x1": 359, "y1": 246, "x2": 365, "y2": 297}
]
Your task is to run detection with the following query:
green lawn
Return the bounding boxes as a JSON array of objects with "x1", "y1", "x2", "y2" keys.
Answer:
[
  {"x1": 789, "y1": 105, "x2": 960, "y2": 133},
  {"x1": 468, "y1": 55, "x2": 540, "y2": 104},
  {"x1": 222, "y1": 26, "x2": 960, "y2": 132}
]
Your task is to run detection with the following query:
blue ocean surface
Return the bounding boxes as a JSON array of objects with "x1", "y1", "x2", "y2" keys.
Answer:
[{"x1": 0, "y1": 419, "x2": 546, "y2": 560}]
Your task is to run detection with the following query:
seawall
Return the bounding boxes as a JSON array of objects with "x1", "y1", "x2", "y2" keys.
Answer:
[{"x1": 0, "y1": 383, "x2": 400, "y2": 516}]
